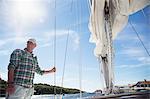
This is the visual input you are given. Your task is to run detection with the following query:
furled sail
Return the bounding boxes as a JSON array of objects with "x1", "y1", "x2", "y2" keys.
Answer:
[{"x1": 89, "y1": 0, "x2": 149, "y2": 94}]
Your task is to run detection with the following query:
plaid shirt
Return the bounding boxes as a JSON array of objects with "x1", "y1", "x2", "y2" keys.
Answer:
[{"x1": 8, "y1": 48, "x2": 44, "y2": 88}]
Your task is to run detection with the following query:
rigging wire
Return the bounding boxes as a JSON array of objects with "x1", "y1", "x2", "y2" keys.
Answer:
[
  {"x1": 78, "y1": 0, "x2": 83, "y2": 98},
  {"x1": 54, "y1": 0, "x2": 57, "y2": 98},
  {"x1": 70, "y1": 0, "x2": 74, "y2": 12},
  {"x1": 129, "y1": 19, "x2": 150, "y2": 57},
  {"x1": 59, "y1": 0, "x2": 73, "y2": 98},
  {"x1": 141, "y1": 9, "x2": 150, "y2": 25},
  {"x1": 60, "y1": 28, "x2": 70, "y2": 95}
]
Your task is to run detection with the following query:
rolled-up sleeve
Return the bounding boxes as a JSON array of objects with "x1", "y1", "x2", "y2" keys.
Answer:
[
  {"x1": 34, "y1": 56, "x2": 44, "y2": 75},
  {"x1": 8, "y1": 49, "x2": 22, "y2": 70},
  {"x1": 35, "y1": 65, "x2": 44, "y2": 75}
]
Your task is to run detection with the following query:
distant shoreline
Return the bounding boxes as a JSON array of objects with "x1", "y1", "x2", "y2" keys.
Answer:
[{"x1": 0, "y1": 79, "x2": 84, "y2": 97}]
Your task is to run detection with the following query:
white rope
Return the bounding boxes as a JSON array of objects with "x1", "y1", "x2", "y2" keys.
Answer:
[
  {"x1": 54, "y1": 0, "x2": 57, "y2": 98},
  {"x1": 79, "y1": 1, "x2": 83, "y2": 98},
  {"x1": 60, "y1": 28, "x2": 69, "y2": 95},
  {"x1": 59, "y1": 1, "x2": 74, "y2": 98},
  {"x1": 141, "y1": 9, "x2": 150, "y2": 25},
  {"x1": 75, "y1": 0, "x2": 83, "y2": 98},
  {"x1": 129, "y1": 19, "x2": 150, "y2": 57},
  {"x1": 104, "y1": 0, "x2": 114, "y2": 94},
  {"x1": 70, "y1": 0, "x2": 74, "y2": 12}
]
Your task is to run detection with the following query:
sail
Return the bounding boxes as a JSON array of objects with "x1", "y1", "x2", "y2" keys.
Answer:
[{"x1": 89, "y1": 0, "x2": 149, "y2": 94}]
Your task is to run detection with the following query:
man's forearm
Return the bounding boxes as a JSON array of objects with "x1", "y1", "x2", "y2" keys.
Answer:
[
  {"x1": 43, "y1": 70, "x2": 53, "y2": 74},
  {"x1": 8, "y1": 68, "x2": 14, "y2": 83},
  {"x1": 43, "y1": 67, "x2": 56, "y2": 75}
]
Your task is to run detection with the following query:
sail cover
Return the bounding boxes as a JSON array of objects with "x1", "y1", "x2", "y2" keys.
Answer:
[{"x1": 89, "y1": 0, "x2": 149, "y2": 93}]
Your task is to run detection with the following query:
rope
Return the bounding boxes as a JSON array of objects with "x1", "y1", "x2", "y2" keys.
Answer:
[
  {"x1": 54, "y1": 0, "x2": 57, "y2": 98},
  {"x1": 70, "y1": 0, "x2": 74, "y2": 12},
  {"x1": 60, "y1": 28, "x2": 70, "y2": 95},
  {"x1": 104, "y1": 0, "x2": 114, "y2": 94},
  {"x1": 60, "y1": 1, "x2": 73, "y2": 98},
  {"x1": 141, "y1": 9, "x2": 150, "y2": 25},
  {"x1": 129, "y1": 20, "x2": 150, "y2": 57},
  {"x1": 78, "y1": 0, "x2": 82, "y2": 98}
]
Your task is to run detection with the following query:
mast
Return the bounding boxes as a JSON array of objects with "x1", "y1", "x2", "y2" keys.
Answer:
[
  {"x1": 101, "y1": 0, "x2": 114, "y2": 94},
  {"x1": 88, "y1": 0, "x2": 149, "y2": 95}
]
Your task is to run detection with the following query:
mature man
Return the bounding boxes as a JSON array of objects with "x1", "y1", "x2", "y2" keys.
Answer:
[{"x1": 6, "y1": 38, "x2": 56, "y2": 99}]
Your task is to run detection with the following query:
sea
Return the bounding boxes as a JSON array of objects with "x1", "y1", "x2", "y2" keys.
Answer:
[{"x1": 0, "y1": 93, "x2": 102, "y2": 99}]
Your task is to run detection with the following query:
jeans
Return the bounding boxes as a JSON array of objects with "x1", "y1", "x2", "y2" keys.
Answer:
[{"x1": 6, "y1": 85, "x2": 34, "y2": 99}]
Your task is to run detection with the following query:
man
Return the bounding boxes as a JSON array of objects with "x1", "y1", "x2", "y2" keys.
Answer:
[{"x1": 6, "y1": 38, "x2": 56, "y2": 99}]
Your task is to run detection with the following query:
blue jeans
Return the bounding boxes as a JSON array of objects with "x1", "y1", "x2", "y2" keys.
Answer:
[{"x1": 6, "y1": 85, "x2": 34, "y2": 99}]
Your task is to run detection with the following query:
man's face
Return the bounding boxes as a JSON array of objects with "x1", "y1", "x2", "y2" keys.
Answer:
[{"x1": 27, "y1": 41, "x2": 36, "y2": 51}]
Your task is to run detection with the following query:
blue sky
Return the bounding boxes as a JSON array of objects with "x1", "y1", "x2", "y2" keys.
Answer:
[{"x1": 0, "y1": 0, "x2": 149, "y2": 92}]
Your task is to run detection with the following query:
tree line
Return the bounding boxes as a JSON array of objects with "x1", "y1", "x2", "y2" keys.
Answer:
[{"x1": 0, "y1": 79, "x2": 83, "y2": 97}]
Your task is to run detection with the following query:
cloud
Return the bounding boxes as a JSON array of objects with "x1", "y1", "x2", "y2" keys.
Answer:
[
  {"x1": 0, "y1": 50, "x2": 10, "y2": 56},
  {"x1": 69, "y1": 30, "x2": 80, "y2": 50},
  {"x1": 115, "y1": 32, "x2": 138, "y2": 41},
  {"x1": 116, "y1": 46, "x2": 150, "y2": 69},
  {"x1": 0, "y1": 68, "x2": 7, "y2": 80},
  {"x1": 115, "y1": 31, "x2": 146, "y2": 42},
  {"x1": 0, "y1": 40, "x2": 6, "y2": 47},
  {"x1": 118, "y1": 47, "x2": 146, "y2": 57},
  {"x1": 117, "y1": 63, "x2": 150, "y2": 68},
  {"x1": 115, "y1": 20, "x2": 149, "y2": 44},
  {"x1": 42, "y1": 30, "x2": 69, "y2": 40},
  {"x1": 0, "y1": 32, "x2": 31, "y2": 47},
  {"x1": 40, "y1": 29, "x2": 80, "y2": 50},
  {"x1": 39, "y1": 43, "x2": 53, "y2": 48},
  {"x1": 138, "y1": 56, "x2": 150, "y2": 63}
]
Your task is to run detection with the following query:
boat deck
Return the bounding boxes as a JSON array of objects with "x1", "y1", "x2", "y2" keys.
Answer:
[{"x1": 90, "y1": 91, "x2": 150, "y2": 99}]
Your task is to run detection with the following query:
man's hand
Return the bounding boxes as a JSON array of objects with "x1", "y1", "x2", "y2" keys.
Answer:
[
  {"x1": 44, "y1": 67, "x2": 56, "y2": 74},
  {"x1": 6, "y1": 84, "x2": 15, "y2": 95},
  {"x1": 50, "y1": 67, "x2": 56, "y2": 73}
]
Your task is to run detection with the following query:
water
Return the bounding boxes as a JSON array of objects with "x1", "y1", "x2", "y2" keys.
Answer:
[
  {"x1": 31, "y1": 93, "x2": 102, "y2": 99},
  {"x1": 0, "y1": 93, "x2": 102, "y2": 99}
]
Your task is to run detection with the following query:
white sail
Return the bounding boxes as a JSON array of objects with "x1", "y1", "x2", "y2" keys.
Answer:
[{"x1": 89, "y1": 0, "x2": 149, "y2": 94}]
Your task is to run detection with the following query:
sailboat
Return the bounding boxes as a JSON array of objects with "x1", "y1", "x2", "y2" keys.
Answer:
[
  {"x1": 88, "y1": 0, "x2": 149, "y2": 96},
  {"x1": 0, "y1": 0, "x2": 149, "y2": 99}
]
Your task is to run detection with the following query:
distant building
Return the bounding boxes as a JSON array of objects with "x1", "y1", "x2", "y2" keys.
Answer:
[
  {"x1": 115, "y1": 80, "x2": 150, "y2": 93},
  {"x1": 132, "y1": 79, "x2": 150, "y2": 91},
  {"x1": 95, "y1": 89, "x2": 102, "y2": 93}
]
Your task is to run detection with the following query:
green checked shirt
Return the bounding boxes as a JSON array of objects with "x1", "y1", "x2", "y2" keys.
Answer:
[{"x1": 8, "y1": 48, "x2": 44, "y2": 88}]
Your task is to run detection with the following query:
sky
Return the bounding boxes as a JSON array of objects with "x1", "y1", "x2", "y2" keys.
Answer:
[{"x1": 0, "y1": 0, "x2": 149, "y2": 92}]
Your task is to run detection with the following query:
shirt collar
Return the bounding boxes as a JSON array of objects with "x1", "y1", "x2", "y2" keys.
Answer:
[{"x1": 24, "y1": 48, "x2": 34, "y2": 56}]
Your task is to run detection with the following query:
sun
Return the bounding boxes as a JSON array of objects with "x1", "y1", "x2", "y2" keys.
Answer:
[{"x1": 10, "y1": 0, "x2": 46, "y2": 26}]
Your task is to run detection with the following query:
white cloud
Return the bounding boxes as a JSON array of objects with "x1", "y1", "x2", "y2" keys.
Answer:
[
  {"x1": 0, "y1": 40, "x2": 6, "y2": 47},
  {"x1": 0, "y1": 33, "x2": 30, "y2": 47},
  {"x1": 69, "y1": 30, "x2": 80, "y2": 50},
  {"x1": 42, "y1": 30, "x2": 68, "y2": 40},
  {"x1": 138, "y1": 57, "x2": 150, "y2": 63},
  {"x1": 118, "y1": 47, "x2": 146, "y2": 57},
  {"x1": 40, "y1": 29, "x2": 80, "y2": 50},
  {"x1": 115, "y1": 32, "x2": 138, "y2": 41},
  {"x1": 117, "y1": 63, "x2": 150, "y2": 68},
  {"x1": 0, "y1": 69, "x2": 7, "y2": 80},
  {"x1": 117, "y1": 46, "x2": 150, "y2": 68},
  {"x1": 0, "y1": 50, "x2": 10, "y2": 56},
  {"x1": 39, "y1": 43, "x2": 53, "y2": 48}
]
